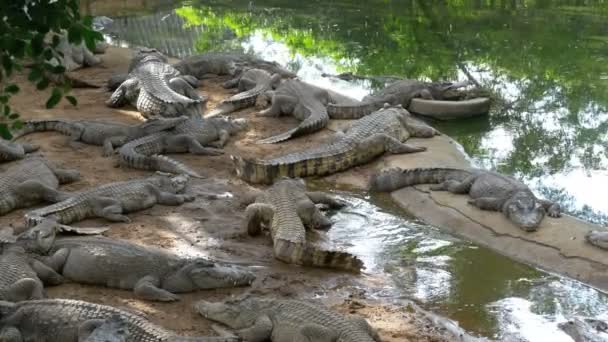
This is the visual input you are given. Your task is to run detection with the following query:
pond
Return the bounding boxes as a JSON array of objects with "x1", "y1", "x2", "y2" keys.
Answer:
[{"x1": 85, "y1": 0, "x2": 608, "y2": 340}]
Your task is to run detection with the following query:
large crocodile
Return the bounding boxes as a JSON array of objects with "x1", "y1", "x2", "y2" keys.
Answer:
[
  {"x1": 107, "y1": 51, "x2": 204, "y2": 119},
  {"x1": 17, "y1": 225, "x2": 256, "y2": 301},
  {"x1": 118, "y1": 116, "x2": 246, "y2": 178},
  {"x1": 327, "y1": 79, "x2": 469, "y2": 119},
  {"x1": 0, "y1": 140, "x2": 39, "y2": 162},
  {"x1": 370, "y1": 167, "x2": 562, "y2": 231},
  {"x1": 207, "y1": 68, "x2": 281, "y2": 117},
  {"x1": 195, "y1": 297, "x2": 379, "y2": 342},
  {"x1": 0, "y1": 157, "x2": 80, "y2": 216},
  {"x1": 12, "y1": 117, "x2": 186, "y2": 156},
  {"x1": 0, "y1": 299, "x2": 239, "y2": 342},
  {"x1": 25, "y1": 174, "x2": 194, "y2": 229},
  {"x1": 232, "y1": 105, "x2": 437, "y2": 184},
  {"x1": 243, "y1": 178, "x2": 363, "y2": 272}
]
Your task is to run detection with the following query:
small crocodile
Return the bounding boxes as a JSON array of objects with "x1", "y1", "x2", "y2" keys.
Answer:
[
  {"x1": 12, "y1": 117, "x2": 186, "y2": 156},
  {"x1": 0, "y1": 157, "x2": 80, "y2": 216},
  {"x1": 586, "y1": 230, "x2": 608, "y2": 250},
  {"x1": 17, "y1": 225, "x2": 256, "y2": 301},
  {"x1": 370, "y1": 167, "x2": 562, "y2": 231},
  {"x1": 0, "y1": 140, "x2": 39, "y2": 162},
  {"x1": 207, "y1": 68, "x2": 281, "y2": 117},
  {"x1": 243, "y1": 178, "x2": 363, "y2": 272},
  {"x1": 118, "y1": 116, "x2": 246, "y2": 178},
  {"x1": 80, "y1": 315, "x2": 129, "y2": 342},
  {"x1": 195, "y1": 297, "x2": 379, "y2": 342},
  {"x1": 25, "y1": 174, "x2": 194, "y2": 229},
  {"x1": 327, "y1": 79, "x2": 469, "y2": 119},
  {"x1": 232, "y1": 105, "x2": 437, "y2": 184},
  {"x1": 0, "y1": 299, "x2": 239, "y2": 342},
  {"x1": 107, "y1": 51, "x2": 204, "y2": 119}
]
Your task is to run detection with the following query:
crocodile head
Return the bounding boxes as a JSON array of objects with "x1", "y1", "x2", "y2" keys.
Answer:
[
  {"x1": 213, "y1": 116, "x2": 248, "y2": 135},
  {"x1": 163, "y1": 259, "x2": 256, "y2": 292},
  {"x1": 194, "y1": 298, "x2": 267, "y2": 329},
  {"x1": 17, "y1": 219, "x2": 57, "y2": 253},
  {"x1": 586, "y1": 230, "x2": 608, "y2": 249},
  {"x1": 151, "y1": 173, "x2": 190, "y2": 194},
  {"x1": 503, "y1": 192, "x2": 546, "y2": 231},
  {"x1": 426, "y1": 80, "x2": 470, "y2": 100}
]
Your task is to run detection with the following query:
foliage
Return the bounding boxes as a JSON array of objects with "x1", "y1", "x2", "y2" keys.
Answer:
[{"x1": 0, "y1": 0, "x2": 102, "y2": 138}]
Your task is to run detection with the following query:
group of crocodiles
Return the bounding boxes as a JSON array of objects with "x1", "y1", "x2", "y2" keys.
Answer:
[{"x1": 2, "y1": 45, "x2": 606, "y2": 341}]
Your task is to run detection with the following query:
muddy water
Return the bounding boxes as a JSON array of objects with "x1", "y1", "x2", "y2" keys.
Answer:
[{"x1": 85, "y1": 0, "x2": 608, "y2": 340}]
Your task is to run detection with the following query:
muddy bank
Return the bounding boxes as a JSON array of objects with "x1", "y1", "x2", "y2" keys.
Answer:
[{"x1": 0, "y1": 46, "x2": 475, "y2": 341}]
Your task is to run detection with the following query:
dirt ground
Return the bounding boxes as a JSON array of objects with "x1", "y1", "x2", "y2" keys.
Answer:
[{"x1": 0, "y1": 46, "x2": 467, "y2": 341}]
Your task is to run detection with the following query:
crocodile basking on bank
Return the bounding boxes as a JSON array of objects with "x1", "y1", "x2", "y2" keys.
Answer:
[
  {"x1": 0, "y1": 299, "x2": 239, "y2": 342},
  {"x1": 207, "y1": 68, "x2": 282, "y2": 116},
  {"x1": 232, "y1": 105, "x2": 437, "y2": 184},
  {"x1": 17, "y1": 225, "x2": 256, "y2": 301},
  {"x1": 370, "y1": 167, "x2": 562, "y2": 231},
  {"x1": 0, "y1": 157, "x2": 80, "y2": 216},
  {"x1": 25, "y1": 173, "x2": 194, "y2": 229},
  {"x1": 12, "y1": 116, "x2": 186, "y2": 156},
  {"x1": 195, "y1": 297, "x2": 380, "y2": 341},
  {"x1": 243, "y1": 178, "x2": 363, "y2": 272},
  {"x1": 107, "y1": 50, "x2": 204, "y2": 119},
  {"x1": 0, "y1": 140, "x2": 39, "y2": 162},
  {"x1": 327, "y1": 79, "x2": 470, "y2": 119},
  {"x1": 118, "y1": 116, "x2": 246, "y2": 178}
]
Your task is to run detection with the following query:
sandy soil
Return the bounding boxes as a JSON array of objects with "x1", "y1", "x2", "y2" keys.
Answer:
[{"x1": 0, "y1": 47, "x2": 465, "y2": 341}]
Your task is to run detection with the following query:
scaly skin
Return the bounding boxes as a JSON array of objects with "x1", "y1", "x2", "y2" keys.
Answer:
[
  {"x1": 327, "y1": 79, "x2": 469, "y2": 119},
  {"x1": 0, "y1": 299, "x2": 239, "y2": 342},
  {"x1": 17, "y1": 228, "x2": 256, "y2": 302},
  {"x1": 12, "y1": 117, "x2": 187, "y2": 156},
  {"x1": 24, "y1": 174, "x2": 193, "y2": 228},
  {"x1": 0, "y1": 139, "x2": 39, "y2": 162},
  {"x1": 118, "y1": 116, "x2": 246, "y2": 178},
  {"x1": 0, "y1": 158, "x2": 80, "y2": 216},
  {"x1": 195, "y1": 298, "x2": 380, "y2": 342},
  {"x1": 243, "y1": 178, "x2": 363, "y2": 272},
  {"x1": 370, "y1": 167, "x2": 562, "y2": 231},
  {"x1": 208, "y1": 69, "x2": 281, "y2": 116},
  {"x1": 80, "y1": 315, "x2": 129, "y2": 342},
  {"x1": 232, "y1": 105, "x2": 437, "y2": 184}
]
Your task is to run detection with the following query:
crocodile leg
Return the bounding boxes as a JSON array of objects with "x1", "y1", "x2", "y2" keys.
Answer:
[
  {"x1": 375, "y1": 134, "x2": 426, "y2": 154},
  {"x1": 306, "y1": 192, "x2": 346, "y2": 209},
  {"x1": 78, "y1": 319, "x2": 107, "y2": 341},
  {"x1": 206, "y1": 130, "x2": 230, "y2": 149},
  {"x1": 169, "y1": 77, "x2": 203, "y2": 101},
  {"x1": 30, "y1": 259, "x2": 64, "y2": 285},
  {"x1": 238, "y1": 76, "x2": 257, "y2": 92},
  {"x1": 106, "y1": 78, "x2": 138, "y2": 107},
  {"x1": 91, "y1": 197, "x2": 131, "y2": 222},
  {"x1": 257, "y1": 95, "x2": 296, "y2": 117},
  {"x1": 297, "y1": 200, "x2": 332, "y2": 230},
  {"x1": 538, "y1": 199, "x2": 562, "y2": 218},
  {"x1": 164, "y1": 135, "x2": 224, "y2": 156},
  {"x1": 145, "y1": 184, "x2": 195, "y2": 205},
  {"x1": 0, "y1": 327, "x2": 22, "y2": 342},
  {"x1": 15, "y1": 180, "x2": 71, "y2": 203},
  {"x1": 350, "y1": 316, "x2": 381, "y2": 341},
  {"x1": 48, "y1": 165, "x2": 81, "y2": 184},
  {"x1": 236, "y1": 315, "x2": 273, "y2": 342},
  {"x1": 20, "y1": 142, "x2": 40, "y2": 153},
  {"x1": 37, "y1": 248, "x2": 69, "y2": 273},
  {"x1": 244, "y1": 203, "x2": 275, "y2": 236},
  {"x1": 293, "y1": 323, "x2": 338, "y2": 342},
  {"x1": 4, "y1": 278, "x2": 45, "y2": 301},
  {"x1": 102, "y1": 136, "x2": 128, "y2": 157},
  {"x1": 468, "y1": 197, "x2": 504, "y2": 211},
  {"x1": 429, "y1": 175, "x2": 476, "y2": 193},
  {"x1": 134, "y1": 275, "x2": 179, "y2": 301}
]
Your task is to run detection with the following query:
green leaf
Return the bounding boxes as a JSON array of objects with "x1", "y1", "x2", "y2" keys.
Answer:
[
  {"x1": 65, "y1": 95, "x2": 77, "y2": 106},
  {"x1": 2, "y1": 55, "x2": 13, "y2": 77},
  {"x1": 11, "y1": 120, "x2": 23, "y2": 130},
  {"x1": 10, "y1": 39, "x2": 26, "y2": 58},
  {"x1": 52, "y1": 35, "x2": 61, "y2": 48},
  {"x1": 67, "y1": 25, "x2": 83, "y2": 45},
  {"x1": 0, "y1": 124, "x2": 11, "y2": 140},
  {"x1": 83, "y1": 16, "x2": 94, "y2": 27},
  {"x1": 52, "y1": 65, "x2": 66, "y2": 74},
  {"x1": 8, "y1": 113, "x2": 19, "y2": 120},
  {"x1": 31, "y1": 34, "x2": 45, "y2": 57},
  {"x1": 43, "y1": 48, "x2": 54, "y2": 61},
  {"x1": 4, "y1": 84, "x2": 19, "y2": 94},
  {"x1": 0, "y1": 96, "x2": 8, "y2": 104},
  {"x1": 46, "y1": 88, "x2": 63, "y2": 108},
  {"x1": 28, "y1": 67, "x2": 43, "y2": 82},
  {"x1": 36, "y1": 77, "x2": 50, "y2": 90},
  {"x1": 3, "y1": 105, "x2": 9, "y2": 116}
]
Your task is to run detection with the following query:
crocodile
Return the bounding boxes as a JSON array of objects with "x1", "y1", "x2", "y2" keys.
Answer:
[
  {"x1": 0, "y1": 157, "x2": 80, "y2": 216},
  {"x1": 207, "y1": 68, "x2": 282, "y2": 117},
  {"x1": 327, "y1": 79, "x2": 470, "y2": 119},
  {"x1": 12, "y1": 116, "x2": 187, "y2": 156},
  {"x1": 24, "y1": 174, "x2": 194, "y2": 229},
  {"x1": 370, "y1": 167, "x2": 562, "y2": 231},
  {"x1": 558, "y1": 318, "x2": 608, "y2": 342},
  {"x1": 107, "y1": 50, "x2": 204, "y2": 119},
  {"x1": 232, "y1": 105, "x2": 437, "y2": 184},
  {"x1": 0, "y1": 140, "x2": 39, "y2": 162},
  {"x1": 17, "y1": 225, "x2": 256, "y2": 301},
  {"x1": 118, "y1": 116, "x2": 246, "y2": 178},
  {"x1": 243, "y1": 178, "x2": 362, "y2": 272},
  {"x1": 195, "y1": 297, "x2": 379, "y2": 342},
  {"x1": 585, "y1": 230, "x2": 608, "y2": 250},
  {"x1": 0, "y1": 299, "x2": 239, "y2": 342},
  {"x1": 80, "y1": 315, "x2": 129, "y2": 342}
]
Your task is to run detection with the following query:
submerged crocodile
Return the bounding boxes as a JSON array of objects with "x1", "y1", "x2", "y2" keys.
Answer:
[
  {"x1": 107, "y1": 51, "x2": 204, "y2": 119},
  {"x1": 195, "y1": 297, "x2": 379, "y2": 342},
  {"x1": 0, "y1": 140, "x2": 39, "y2": 162},
  {"x1": 0, "y1": 299, "x2": 239, "y2": 342},
  {"x1": 17, "y1": 225, "x2": 255, "y2": 301},
  {"x1": 232, "y1": 105, "x2": 437, "y2": 184},
  {"x1": 243, "y1": 178, "x2": 363, "y2": 272},
  {"x1": 207, "y1": 68, "x2": 281, "y2": 116},
  {"x1": 119, "y1": 116, "x2": 246, "y2": 178},
  {"x1": 327, "y1": 79, "x2": 469, "y2": 119},
  {"x1": 25, "y1": 174, "x2": 194, "y2": 229},
  {"x1": 0, "y1": 157, "x2": 80, "y2": 216},
  {"x1": 12, "y1": 117, "x2": 186, "y2": 156},
  {"x1": 370, "y1": 168, "x2": 562, "y2": 231},
  {"x1": 80, "y1": 315, "x2": 129, "y2": 342},
  {"x1": 586, "y1": 230, "x2": 608, "y2": 250}
]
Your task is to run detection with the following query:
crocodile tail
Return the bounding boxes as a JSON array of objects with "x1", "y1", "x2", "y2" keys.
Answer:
[
  {"x1": 370, "y1": 167, "x2": 472, "y2": 192},
  {"x1": 327, "y1": 100, "x2": 383, "y2": 119},
  {"x1": 231, "y1": 155, "x2": 275, "y2": 184},
  {"x1": 257, "y1": 109, "x2": 329, "y2": 144},
  {"x1": 274, "y1": 239, "x2": 364, "y2": 273},
  {"x1": 150, "y1": 155, "x2": 203, "y2": 178},
  {"x1": 11, "y1": 119, "x2": 76, "y2": 140}
]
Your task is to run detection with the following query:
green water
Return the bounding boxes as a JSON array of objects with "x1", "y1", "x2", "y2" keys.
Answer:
[{"x1": 88, "y1": 0, "x2": 608, "y2": 340}]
